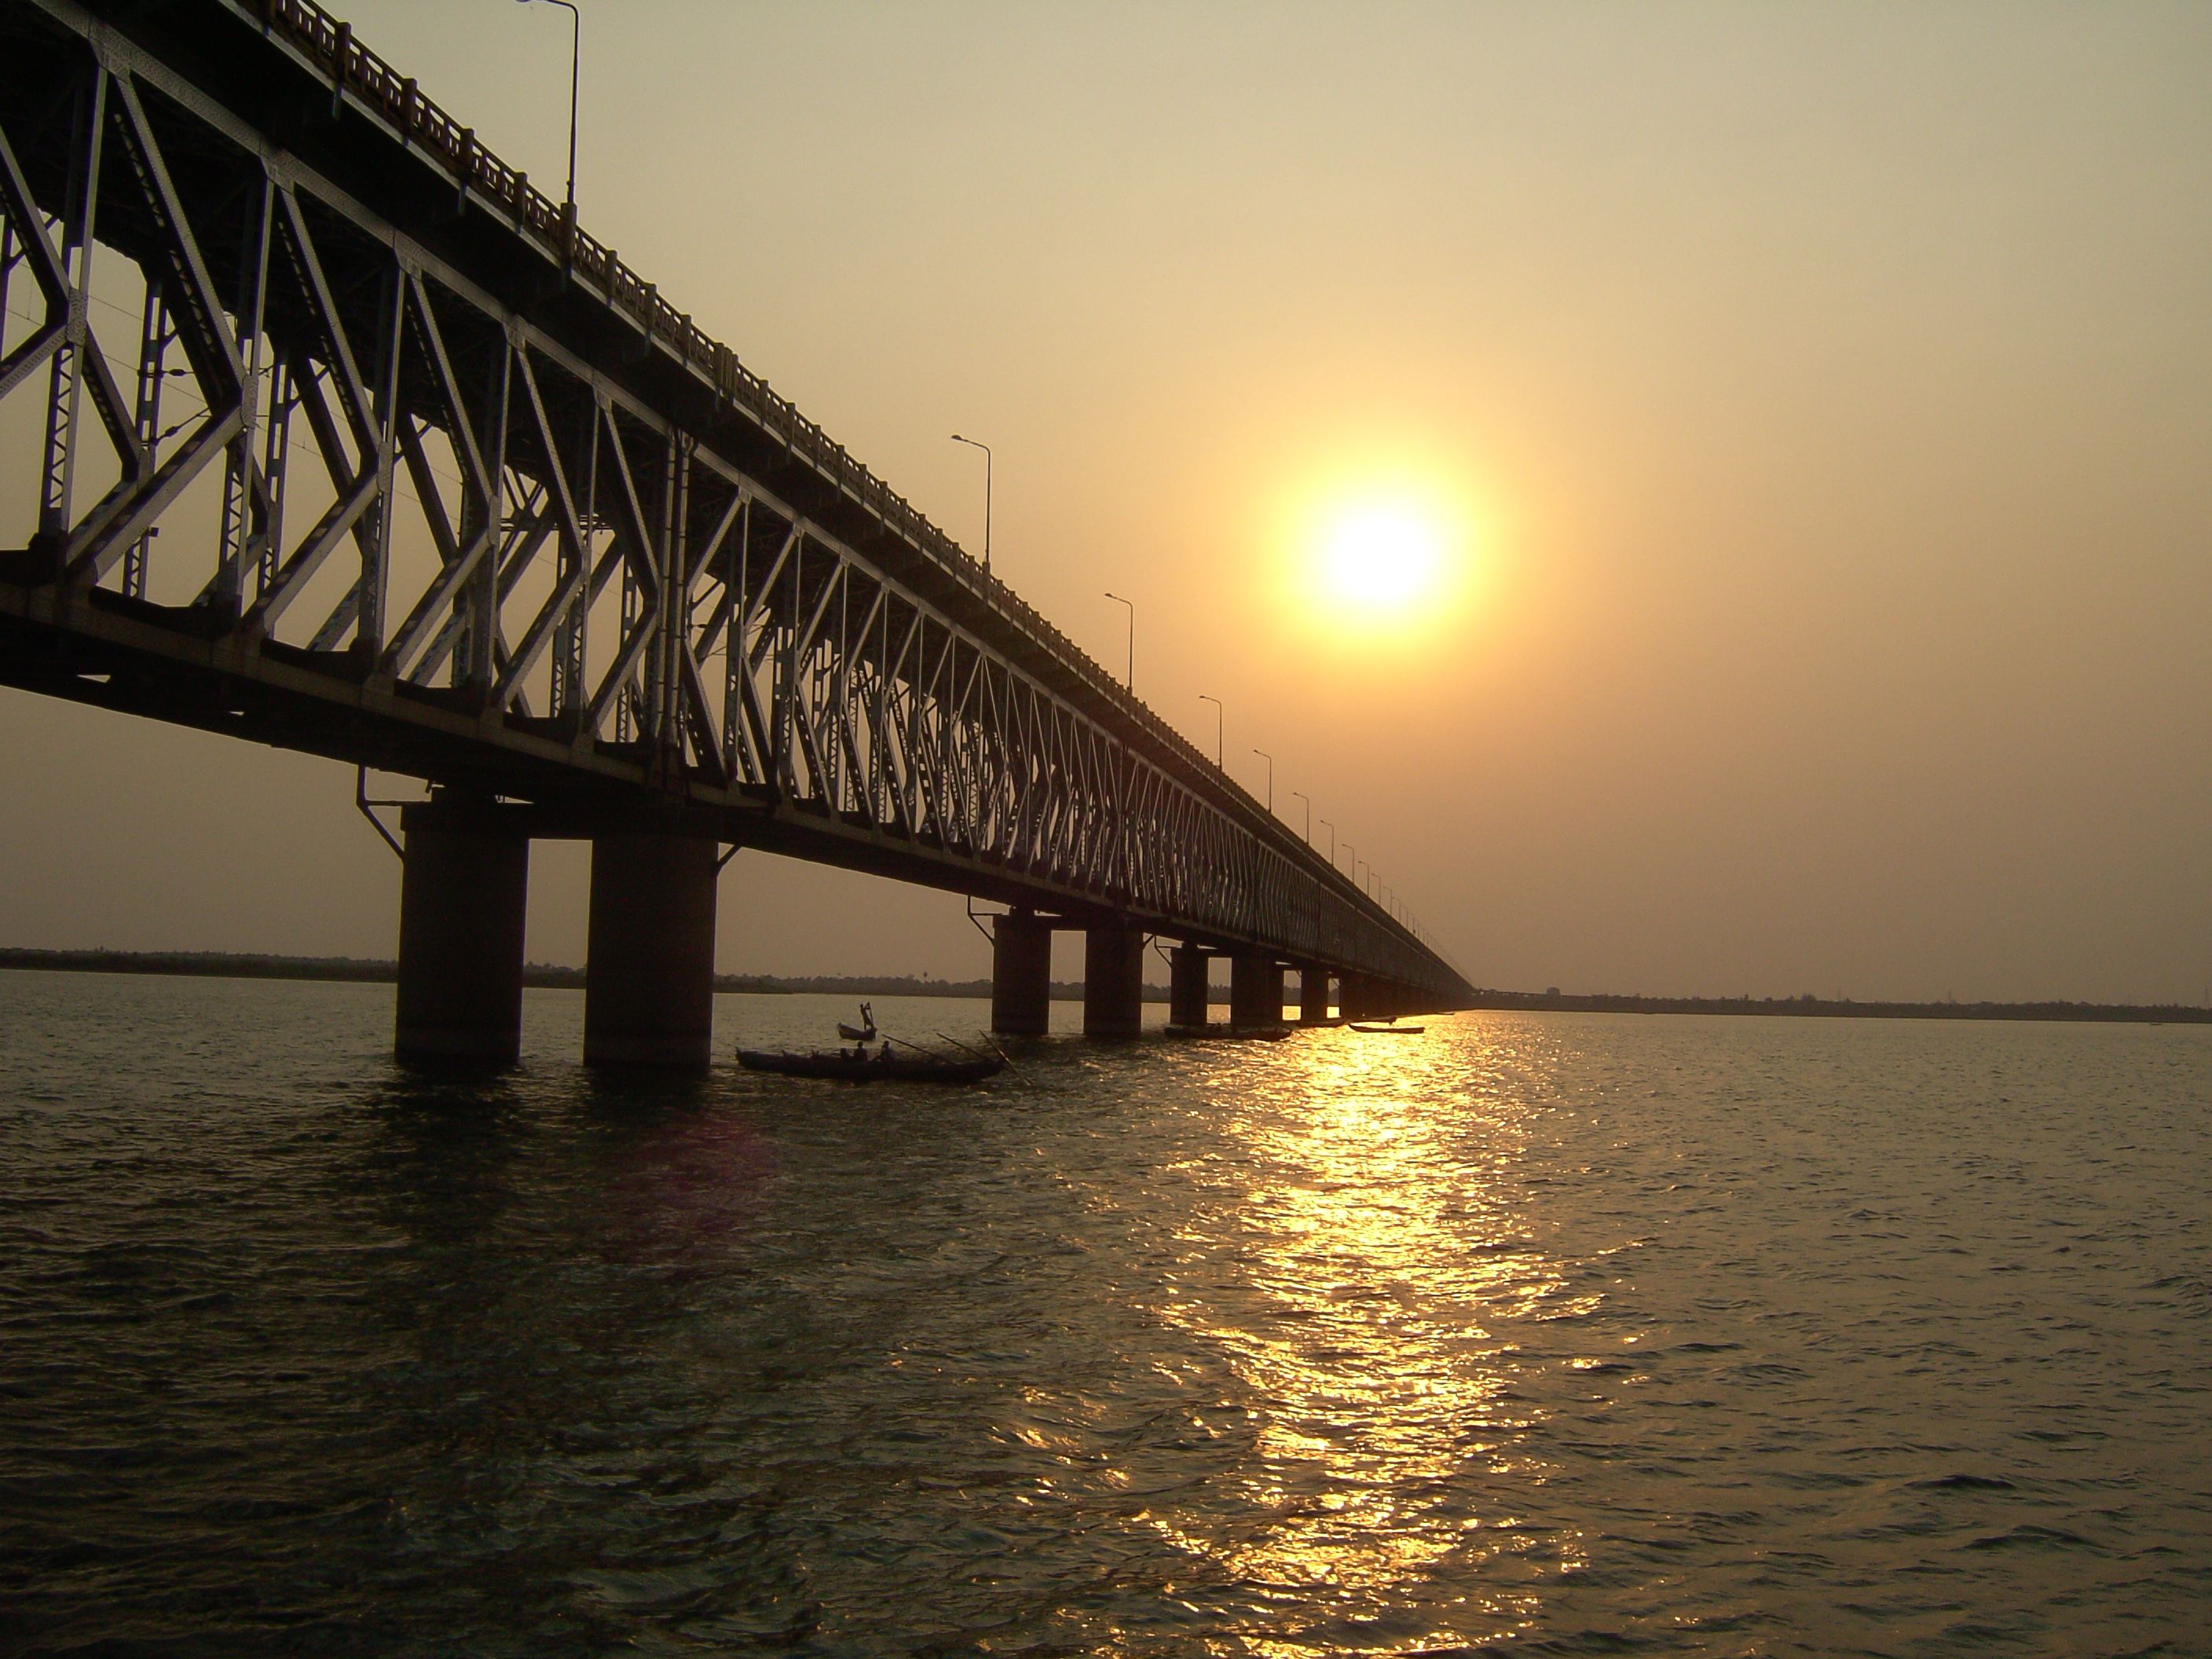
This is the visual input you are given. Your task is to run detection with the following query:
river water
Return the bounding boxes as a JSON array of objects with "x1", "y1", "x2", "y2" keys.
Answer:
[{"x1": 2, "y1": 971, "x2": 2207, "y2": 1655}]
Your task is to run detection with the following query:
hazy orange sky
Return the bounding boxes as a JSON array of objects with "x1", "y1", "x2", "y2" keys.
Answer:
[{"x1": 4, "y1": 0, "x2": 2208, "y2": 1002}]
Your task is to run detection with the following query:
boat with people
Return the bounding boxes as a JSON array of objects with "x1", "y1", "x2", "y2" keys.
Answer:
[
  {"x1": 737, "y1": 1042, "x2": 1003, "y2": 1084},
  {"x1": 835, "y1": 1002, "x2": 878, "y2": 1042}
]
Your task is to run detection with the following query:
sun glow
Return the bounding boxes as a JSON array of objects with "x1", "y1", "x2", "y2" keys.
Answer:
[
  {"x1": 1283, "y1": 471, "x2": 1475, "y2": 640},
  {"x1": 1318, "y1": 500, "x2": 1445, "y2": 612}
]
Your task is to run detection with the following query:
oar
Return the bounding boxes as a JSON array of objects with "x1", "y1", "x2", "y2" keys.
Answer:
[
  {"x1": 937, "y1": 1029, "x2": 1022, "y2": 1079},
  {"x1": 976, "y1": 1031, "x2": 1022, "y2": 1076}
]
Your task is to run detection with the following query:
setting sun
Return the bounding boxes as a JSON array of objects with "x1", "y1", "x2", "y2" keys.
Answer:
[
  {"x1": 1278, "y1": 470, "x2": 1477, "y2": 643},
  {"x1": 1319, "y1": 500, "x2": 1445, "y2": 612}
]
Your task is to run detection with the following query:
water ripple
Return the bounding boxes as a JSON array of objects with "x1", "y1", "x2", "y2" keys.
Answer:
[{"x1": 0, "y1": 976, "x2": 2207, "y2": 1654}]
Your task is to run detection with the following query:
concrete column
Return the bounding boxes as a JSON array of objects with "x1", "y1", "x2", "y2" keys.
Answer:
[
  {"x1": 584, "y1": 832, "x2": 720, "y2": 1068},
  {"x1": 1169, "y1": 944, "x2": 1211, "y2": 1028},
  {"x1": 1083, "y1": 921, "x2": 1146, "y2": 1038},
  {"x1": 1298, "y1": 965, "x2": 1332, "y2": 1024},
  {"x1": 1230, "y1": 952, "x2": 1285, "y2": 1030},
  {"x1": 1339, "y1": 971, "x2": 1368, "y2": 1023},
  {"x1": 394, "y1": 810, "x2": 529, "y2": 1065},
  {"x1": 991, "y1": 910, "x2": 1054, "y2": 1035}
]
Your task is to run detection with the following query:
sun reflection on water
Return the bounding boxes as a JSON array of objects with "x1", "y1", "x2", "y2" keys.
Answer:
[{"x1": 1137, "y1": 1021, "x2": 1594, "y2": 1645}]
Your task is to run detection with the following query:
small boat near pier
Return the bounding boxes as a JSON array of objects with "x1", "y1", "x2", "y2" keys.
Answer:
[{"x1": 737, "y1": 1043, "x2": 1002, "y2": 1084}]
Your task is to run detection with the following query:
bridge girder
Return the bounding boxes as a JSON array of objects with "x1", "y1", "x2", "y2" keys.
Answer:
[{"x1": 0, "y1": 0, "x2": 1469, "y2": 1001}]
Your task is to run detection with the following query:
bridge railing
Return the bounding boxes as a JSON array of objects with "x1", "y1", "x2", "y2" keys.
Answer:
[
  {"x1": 218, "y1": 0, "x2": 1444, "y2": 981},
  {"x1": 250, "y1": 0, "x2": 1431, "y2": 948}
]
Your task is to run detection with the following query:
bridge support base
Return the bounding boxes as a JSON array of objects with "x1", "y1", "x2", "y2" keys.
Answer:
[
  {"x1": 991, "y1": 911, "x2": 1053, "y2": 1035},
  {"x1": 1298, "y1": 965, "x2": 1332, "y2": 1024},
  {"x1": 1169, "y1": 944, "x2": 1210, "y2": 1027},
  {"x1": 1230, "y1": 953, "x2": 1284, "y2": 1030},
  {"x1": 1084, "y1": 922, "x2": 1145, "y2": 1038},
  {"x1": 1339, "y1": 972, "x2": 1370, "y2": 1023},
  {"x1": 584, "y1": 833, "x2": 720, "y2": 1069},
  {"x1": 394, "y1": 809, "x2": 529, "y2": 1066}
]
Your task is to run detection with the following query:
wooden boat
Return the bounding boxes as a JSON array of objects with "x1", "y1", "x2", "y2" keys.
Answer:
[
  {"x1": 835, "y1": 1002, "x2": 878, "y2": 1042},
  {"x1": 737, "y1": 1046, "x2": 1002, "y2": 1084},
  {"x1": 1350, "y1": 1022, "x2": 1424, "y2": 1035}
]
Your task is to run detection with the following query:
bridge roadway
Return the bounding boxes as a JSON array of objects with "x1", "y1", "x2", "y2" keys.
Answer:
[{"x1": 0, "y1": 0, "x2": 1473, "y2": 1065}]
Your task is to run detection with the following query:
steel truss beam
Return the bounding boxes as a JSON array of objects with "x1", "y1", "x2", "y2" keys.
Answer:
[{"x1": 0, "y1": 0, "x2": 1467, "y2": 1000}]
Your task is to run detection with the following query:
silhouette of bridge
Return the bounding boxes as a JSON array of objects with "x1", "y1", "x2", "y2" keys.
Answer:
[{"x1": 0, "y1": 0, "x2": 1471, "y2": 1065}]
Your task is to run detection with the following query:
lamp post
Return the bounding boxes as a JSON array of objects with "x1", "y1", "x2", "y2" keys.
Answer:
[
  {"x1": 949, "y1": 434, "x2": 991, "y2": 575},
  {"x1": 1103, "y1": 591, "x2": 1133, "y2": 688},
  {"x1": 1318, "y1": 817, "x2": 1335, "y2": 863},
  {"x1": 1197, "y1": 694, "x2": 1222, "y2": 766},
  {"x1": 515, "y1": 0, "x2": 580, "y2": 214},
  {"x1": 1343, "y1": 841, "x2": 1354, "y2": 879},
  {"x1": 1251, "y1": 748, "x2": 1272, "y2": 813},
  {"x1": 1291, "y1": 790, "x2": 1310, "y2": 843}
]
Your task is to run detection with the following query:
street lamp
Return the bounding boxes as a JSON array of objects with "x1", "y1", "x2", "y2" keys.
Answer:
[
  {"x1": 515, "y1": 0, "x2": 580, "y2": 214},
  {"x1": 1103, "y1": 591, "x2": 1133, "y2": 688},
  {"x1": 1318, "y1": 817, "x2": 1335, "y2": 862},
  {"x1": 1251, "y1": 748, "x2": 1272, "y2": 813},
  {"x1": 1342, "y1": 841, "x2": 1354, "y2": 878},
  {"x1": 1291, "y1": 789, "x2": 1310, "y2": 842},
  {"x1": 948, "y1": 434, "x2": 991, "y2": 575},
  {"x1": 1197, "y1": 694, "x2": 1222, "y2": 765}
]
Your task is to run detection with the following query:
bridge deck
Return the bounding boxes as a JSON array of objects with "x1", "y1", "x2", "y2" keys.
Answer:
[{"x1": 0, "y1": 0, "x2": 1467, "y2": 1000}]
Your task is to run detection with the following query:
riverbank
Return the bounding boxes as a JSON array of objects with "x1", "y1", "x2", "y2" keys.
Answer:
[
  {"x1": 4, "y1": 948, "x2": 2206, "y2": 1023},
  {"x1": 0, "y1": 948, "x2": 1112, "y2": 1002},
  {"x1": 1459, "y1": 987, "x2": 2212, "y2": 1024}
]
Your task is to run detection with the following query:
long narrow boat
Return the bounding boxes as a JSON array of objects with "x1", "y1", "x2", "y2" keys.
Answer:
[
  {"x1": 1350, "y1": 1023, "x2": 1425, "y2": 1035},
  {"x1": 737, "y1": 1047, "x2": 1003, "y2": 1084}
]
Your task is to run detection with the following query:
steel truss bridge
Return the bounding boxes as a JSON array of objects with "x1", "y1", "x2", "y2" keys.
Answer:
[{"x1": 0, "y1": 0, "x2": 1471, "y2": 1064}]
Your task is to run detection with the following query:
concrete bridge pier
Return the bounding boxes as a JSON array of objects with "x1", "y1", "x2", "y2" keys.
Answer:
[
  {"x1": 991, "y1": 910, "x2": 1055, "y2": 1035},
  {"x1": 584, "y1": 832, "x2": 720, "y2": 1068},
  {"x1": 1084, "y1": 921, "x2": 1147, "y2": 1038},
  {"x1": 394, "y1": 804, "x2": 530, "y2": 1065},
  {"x1": 1230, "y1": 953, "x2": 1285, "y2": 1030},
  {"x1": 1298, "y1": 965, "x2": 1333, "y2": 1024},
  {"x1": 1339, "y1": 971, "x2": 1369, "y2": 1023},
  {"x1": 1168, "y1": 944, "x2": 1212, "y2": 1027}
]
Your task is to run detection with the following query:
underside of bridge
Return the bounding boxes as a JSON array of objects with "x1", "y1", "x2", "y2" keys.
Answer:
[{"x1": 0, "y1": 0, "x2": 1471, "y2": 1066}]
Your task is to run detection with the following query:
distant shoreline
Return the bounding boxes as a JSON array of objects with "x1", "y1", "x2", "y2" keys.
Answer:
[
  {"x1": 2, "y1": 947, "x2": 2207, "y2": 1024},
  {"x1": 0, "y1": 948, "x2": 1104, "y2": 1002},
  {"x1": 1456, "y1": 989, "x2": 2212, "y2": 1025}
]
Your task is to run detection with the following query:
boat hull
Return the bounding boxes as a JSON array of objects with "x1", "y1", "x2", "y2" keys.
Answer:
[{"x1": 737, "y1": 1049, "x2": 1002, "y2": 1084}]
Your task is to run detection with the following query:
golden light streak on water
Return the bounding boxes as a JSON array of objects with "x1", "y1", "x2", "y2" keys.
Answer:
[{"x1": 1137, "y1": 1031, "x2": 1591, "y2": 1646}]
